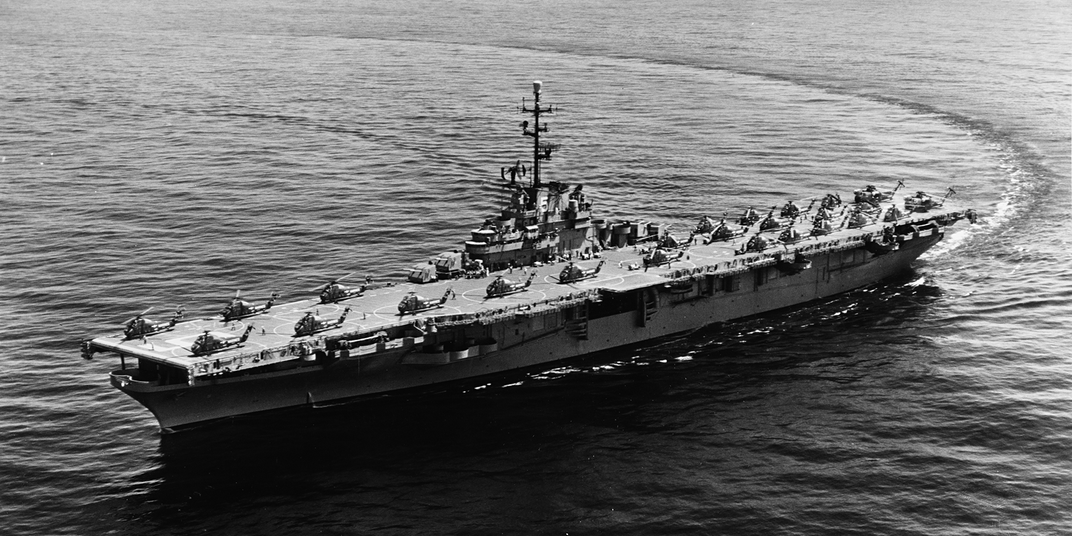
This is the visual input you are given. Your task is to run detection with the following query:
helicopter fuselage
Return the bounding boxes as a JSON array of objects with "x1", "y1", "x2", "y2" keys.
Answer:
[
  {"x1": 558, "y1": 260, "x2": 604, "y2": 284},
  {"x1": 397, "y1": 289, "x2": 453, "y2": 316},
  {"x1": 398, "y1": 296, "x2": 442, "y2": 315},
  {"x1": 123, "y1": 310, "x2": 184, "y2": 340},
  {"x1": 124, "y1": 318, "x2": 174, "y2": 340},
  {"x1": 221, "y1": 295, "x2": 277, "y2": 321},
  {"x1": 191, "y1": 325, "x2": 254, "y2": 356},
  {"x1": 319, "y1": 284, "x2": 363, "y2": 304},
  {"x1": 485, "y1": 273, "x2": 535, "y2": 298},
  {"x1": 294, "y1": 307, "x2": 351, "y2": 336},
  {"x1": 707, "y1": 223, "x2": 738, "y2": 242},
  {"x1": 644, "y1": 249, "x2": 684, "y2": 268}
]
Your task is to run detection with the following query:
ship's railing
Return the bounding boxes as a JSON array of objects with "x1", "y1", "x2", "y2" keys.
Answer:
[
  {"x1": 663, "y1": 230, "x2": 881, "y2": 282},
  {"x1": 434, "y1": 289, "x2": 601, "y2": 327},
  {"x1": 662, "y1": 211, "x2": 956, "y2": 284},
  {"x1": 184, "y1": 336, "x2": 330, "y2": 382}
]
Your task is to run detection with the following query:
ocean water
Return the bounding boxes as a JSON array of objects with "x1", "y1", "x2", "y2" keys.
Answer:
[{"x1": 1, "y1": 0, "x2": 1069, "y2": 534}]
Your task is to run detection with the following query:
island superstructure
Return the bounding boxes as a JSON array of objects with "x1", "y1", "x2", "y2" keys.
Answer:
[{"x1": 81, "y1": 81, "x2": 977, "y2": 430}]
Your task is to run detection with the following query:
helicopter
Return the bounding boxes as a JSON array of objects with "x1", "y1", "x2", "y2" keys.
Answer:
[
  {"x1": 190, "y1": 325, "x2": 255, "y2": 357},
  {"x1": 397, "y1": 288, "x2": 455, "y2": 316},
  {"x1": 557, "y1": 260, "x2": 605, "y2": 284},
  {"x1": 220, "y1": 290, "x2": 279, "y2": 322},
  {"x1": 122, "y1": 306, "x2": 185, "y2": 340},
  {"x1": 485, "y1": 272, "x2": 537, "y2": 298},
  {"x1": 854, "y1": 180, "x2": 903, "y2": 205},
  {"x1": 705, "y1": 219, "x2": 739, "y2": 243},
  {"x1": 780, "y1": 200, "x2": 801, "y2": 219},
  {"x1": 294, "y1": 307, "x2": 352, "y2": 337},
  {"x1": 693, "y1": 215, "x2": 717, "y2": 235},
  {"x1": 738, "y1": 233, "x2": 775, "y2": 254},
  {"x1": 313, "y1": 272, "x2": 365, "y2": 304},
  {"x1": 737, "y1": 206, "x2": 760, "y2": 226},
  {"x1": 758, "y1": 209, "x2": 781, "y2": 231},
  {"x1": 820, "y1": 192, "x2": 842, "y2": 211},
  {"x1": 643, "y1": 248, "x2": 685, "y2": 269},
  {"x1": 811, "y1": 215, "x2": 834, "y2": 236},
  {"x1": 657, "y1": 230, "x2": 694, "y2": 250},
  {"x1": 778, "y1": 226, "x2": 804, "y2": 244},
  {"x1": 846, "y1": 207, "x2": 872, "y2": 229},
  {"x1": 904, "y1": 188, "x2": 955, "y2": 213}
]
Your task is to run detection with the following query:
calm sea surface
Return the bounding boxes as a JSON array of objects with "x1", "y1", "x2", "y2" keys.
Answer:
[{"x1": 1, "y1": 0, "x2": 1069, "y2": 534}]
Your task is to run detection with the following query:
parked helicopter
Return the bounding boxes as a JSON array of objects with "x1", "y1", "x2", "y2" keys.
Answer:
[
  {"x1": 738, "y1": 234, "x2": 775, "y2": 254},
  {"x1": 778, "y1": 226, "x2": 804, "y2": 244},
  {"x1": 905, "y1": 188, "x2": 956, "y2": 213},
  {"x1": 220, "y1": 291, "x2": 279, "y2": 322},
  {"x1": 705, "y1": 219, "x2": 739, "y2": 243},
  {"x1": 780, "y1": 200, "x2": 801, "y2": 219},
  {"x1": 294, "y1": 307, "x2": 352, "y2": 337},
  {"x1": 558, "y1": 260, "x2": 606, "y2": 284},
  {"x1": 314, "y1": 272, "x2": 365, "y2": 304},
  {"x1": 694, "y1": 215, "x2": 716, "y2": 235},
  {"x1": 846, "y1": 207, "x2": 872, "y2": 229},
  {"x1": 854, "y1": 180, "x2": 904, "y2": 205},
  {"x1": 738, "y1": 206, "x2": 760, "y2": 226},
  {"x1": 397, "y1": 288, "x2": 455, "y2": 316},
  {"x1": 658, "y1": 230, "x2": 696, "y2": 250},
  {"x1": 815, "y1": 205, "x2": 832, "y2": 222},
  {"x1": 485, "y1": 272, "x2": 537, "y2": 298},
  {"x1": 643, "y1": 248, "x2": 685, "y2": 269},
  {"x1": 190, "y1": 325, "x2": 255, "y2": 356},
  {"x1": 811, "y1": 215, "x2": 834, "y2": 236},
  {"x1": 759, "y1": 210, "x2": 781, "y2": 231},
  {"x1": 122, "y1": 306, "x2": 185, "y2": 340}
]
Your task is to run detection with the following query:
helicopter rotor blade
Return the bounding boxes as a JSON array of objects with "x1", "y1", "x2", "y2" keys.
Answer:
[
  {"x1": 310, "y1": 271, "x2": 359, "y2": 292},
  {"x1": 119, "y1": 306, "x2": 155, "y2": 326},
  {"x1": 229, "y1": 289, "x2": 283, "y2": 302}
]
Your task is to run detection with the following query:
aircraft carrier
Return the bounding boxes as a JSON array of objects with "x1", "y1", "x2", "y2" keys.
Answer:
[{"x1": 81, "y1": 81, "x2": 977, "y2": 430}]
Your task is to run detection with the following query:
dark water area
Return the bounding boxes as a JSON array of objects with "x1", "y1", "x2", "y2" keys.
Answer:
[{"x1": 2, "y1": 0, "x2": 1070, "y2": 534}]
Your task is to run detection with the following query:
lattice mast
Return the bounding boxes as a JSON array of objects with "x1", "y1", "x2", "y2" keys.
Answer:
[{"x1": 521, "y1": 80, "x2": 556, "y2": 190}]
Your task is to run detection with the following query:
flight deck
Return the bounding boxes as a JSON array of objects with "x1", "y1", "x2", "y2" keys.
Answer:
[{"x1": 86, "y1": 195, "x2": 970, "y2": 381}]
